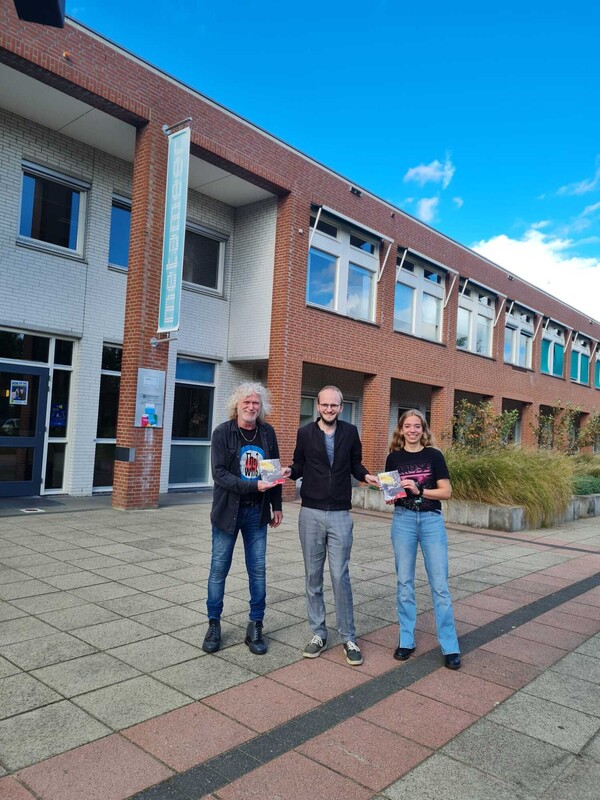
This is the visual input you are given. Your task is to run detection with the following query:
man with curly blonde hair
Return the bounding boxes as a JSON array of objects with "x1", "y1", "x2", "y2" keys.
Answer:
[{"x1": 203, "y1": 382, "x2": 283, "y2": 656}]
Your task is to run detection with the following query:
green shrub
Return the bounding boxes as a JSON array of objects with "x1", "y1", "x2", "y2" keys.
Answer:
[
  {"x1": 444, "y1": 446, "x2": 574, "y2": 528},
  {"x1": 573, "y1": 475, "x2": 600, "y2": 495}
]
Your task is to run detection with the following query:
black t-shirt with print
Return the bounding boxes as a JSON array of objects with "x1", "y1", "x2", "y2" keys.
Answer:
[
  {"x1": 238, "y1": 427, "x2": 264, "y2": 504},
  {"x1": 384, "y1": 447, "x2": 450, "y2": 512}
]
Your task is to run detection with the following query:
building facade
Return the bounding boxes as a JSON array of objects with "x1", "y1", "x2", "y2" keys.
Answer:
[{"x1": 1, "y1": 2, "x2": 599, "y2": 506}]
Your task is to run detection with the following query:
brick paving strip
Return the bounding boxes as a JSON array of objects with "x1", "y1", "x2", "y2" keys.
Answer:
[{"x1": 4, "y1": 566, "x2": 598, "y2": 800}]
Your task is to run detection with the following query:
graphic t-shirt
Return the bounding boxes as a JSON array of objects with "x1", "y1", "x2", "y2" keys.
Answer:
[
  {"x1": 239, "y1": 428, "x2": 265, "y2": 504},
  {"x1": 384, "y1": 447, "x2": 450, "y2": 512}
]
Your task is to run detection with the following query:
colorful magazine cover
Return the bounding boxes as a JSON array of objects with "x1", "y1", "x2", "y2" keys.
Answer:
[
  {"x1": 259, "y1": 458, "x2": 285, "y2": 485},
  {"x1": 377, "y1": 470, "x2": 406, "y2": 502}
]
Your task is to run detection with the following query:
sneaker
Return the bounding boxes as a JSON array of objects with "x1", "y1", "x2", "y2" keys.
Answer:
[
  {"x1": 245, "y1": 620, "x2": 267, "y2": 655},
  {"x1": 303, "y1": 634, "x2": 327, "y2": 658},
  {"x1": 202, "y1": 619, "x2": 221, "y2": 653},
  {"x1": 344, "y1": 640, "x2": 363, "y2": 666}
]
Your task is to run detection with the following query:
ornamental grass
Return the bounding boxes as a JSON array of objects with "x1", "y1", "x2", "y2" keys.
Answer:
[{"x1": 444, "y1": 445, "x2": 575, "y2": 528}]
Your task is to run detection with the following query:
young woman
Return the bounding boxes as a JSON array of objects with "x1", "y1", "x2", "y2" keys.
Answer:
[{"x1": 385, "y1": 409, "x2": 461, "y2": 669}]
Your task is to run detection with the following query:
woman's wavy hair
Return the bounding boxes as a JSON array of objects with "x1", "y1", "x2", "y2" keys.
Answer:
[
  {"x1": 389, "y1": 408, "x2": 434, "y2": 452},
  {"x1": 227, "y1": 382, "x2": 272, "y2": 422}
]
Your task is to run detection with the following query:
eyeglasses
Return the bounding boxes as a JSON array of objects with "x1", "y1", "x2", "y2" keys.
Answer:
[{"x1": 319, "y1": 403, "x2": 341, "y2": 410}]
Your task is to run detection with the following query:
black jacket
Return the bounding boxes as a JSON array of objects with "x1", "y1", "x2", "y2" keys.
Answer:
[
  {"x1": 210, "y1": 419, "x2": 282, "y2": 534},
  {"x1": 289, "y1": 419, "x2": 369, "y2": 511}
]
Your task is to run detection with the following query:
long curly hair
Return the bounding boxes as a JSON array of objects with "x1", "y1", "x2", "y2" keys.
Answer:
[
  {"x1": 226, "y1": 382, "x2": 272, "y2": 421},
  {"x1": 389, "y1": 409, "x2": 434, "y2": 452}
]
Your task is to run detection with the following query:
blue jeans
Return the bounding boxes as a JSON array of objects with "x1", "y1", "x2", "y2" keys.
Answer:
[
  {"x1": 206, "y1": 505, "x2": 267, "y2": 622},
  {"x1": 391, "y1": 507, "x2": 459, "y2": 655}
]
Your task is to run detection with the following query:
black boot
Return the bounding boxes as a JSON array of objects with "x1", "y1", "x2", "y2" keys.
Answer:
[
  {"x1": 202, "y1": 619, "x2": 221, "y2": 653},
  {"x1": 245, "y1": 620, "x2": 267, "y2": 655}
]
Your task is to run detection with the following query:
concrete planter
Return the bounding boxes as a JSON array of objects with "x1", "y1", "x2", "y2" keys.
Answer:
[{"x1": 351, "y1": 487, "x2": 600, "y2": 533}]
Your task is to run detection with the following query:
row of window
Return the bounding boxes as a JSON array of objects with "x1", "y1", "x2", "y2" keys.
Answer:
[
  {"x1": 18, "y1": 162, "x2": 226, "y2": 294},
  {"x1": 307, "y1": 214, "x2": 600, "y2": 387}
]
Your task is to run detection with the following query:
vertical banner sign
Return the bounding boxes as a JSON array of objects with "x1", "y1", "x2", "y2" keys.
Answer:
[{"x1": 158, "y1": 126, "x2": 191, "y2": 333}]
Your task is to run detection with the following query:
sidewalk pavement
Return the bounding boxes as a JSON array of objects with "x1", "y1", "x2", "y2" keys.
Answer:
[{"x1": 0, "y1": 495, "x2": 599, "y2": 800}]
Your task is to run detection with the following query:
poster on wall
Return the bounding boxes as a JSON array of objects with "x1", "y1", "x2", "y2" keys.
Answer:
[{"x1": 9, "y1": 380, "x2": 28, "y2": 405}]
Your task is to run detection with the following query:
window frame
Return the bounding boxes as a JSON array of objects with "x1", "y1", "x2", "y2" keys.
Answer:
[
  {"x1": 182, "y1": 222, "x2": 227, "y2": 295},
  {"x1": 307, "y1": 214, "x2": 379, "y2": 323},
  {"x1": 541, "y1": 324, "x2": 566, "y2": 378},
  {"x1": 108, "y1": 194, "x2": 131, "y2": 270},
  {"x1": 504, "y1": 304, "x2": 534, "y2": 368},
  {"x1": 18, "y1": 162, "x2": 89, "y2": 258},
  {"x1": 93, "y1": 343, "x2": 122, "y2": 491},
  {"x1": 456, "y1": 282, "x2": 495, "y2": 356},
  {"x1": 299, "y1": 394, "x2": 356, "y2": 427},
  {"x1": 570, "y1": 336, "x2": 590, "y2": 385},
  {"x1": 394, "y1": 255, "x2": 445, "y2": 342}
]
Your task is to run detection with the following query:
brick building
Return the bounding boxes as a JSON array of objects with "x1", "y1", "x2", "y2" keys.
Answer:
[{"x1": 1, "y1": 2, "x2": 599, "y2": 505}]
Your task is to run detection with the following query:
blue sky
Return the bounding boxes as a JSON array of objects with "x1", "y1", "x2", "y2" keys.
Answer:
[{"x1": 70, "y1": 1, "x2": 600, "y2": 319}]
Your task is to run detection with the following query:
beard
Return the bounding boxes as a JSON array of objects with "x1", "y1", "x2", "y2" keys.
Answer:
[{"x1": 319, "y1": 411, "x2": 340, "y2": 430}]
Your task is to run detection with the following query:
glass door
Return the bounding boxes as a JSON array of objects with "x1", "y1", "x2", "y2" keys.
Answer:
[{"x1": 0, "y1": 363, "x2": 49, "y2": 496}]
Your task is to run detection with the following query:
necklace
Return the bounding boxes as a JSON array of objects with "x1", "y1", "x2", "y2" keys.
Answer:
[{"x1": 238, "y1": 424, "x2": 258, "y2": 443}]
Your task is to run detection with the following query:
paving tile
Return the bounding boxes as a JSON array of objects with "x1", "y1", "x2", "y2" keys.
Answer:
[
  {"x1": 551, "y1": 652, "x2": 600, "y2": 684},
  {"x1": 170, "y1": 620, "x2": 243, "y2": 649},
  {"x1": 459, "y1": 593, "x2": 521, "y2": 614},
  {"x1": 32, "y1": 652, "x2": 140, "y2": 696},
  {"x1": 17, "y1": 733, "x2": 173, "y2": 800},
  {"x1": 441, "y1": 719, "x2": 575, "y2": 795},
  {"x1": 0, "y1": 672, "x2": 60, "y2": 718},
  {"x1": 74, "y1": 618, "x2": 158, "y2": 648},
  {"x1": 360, "y1": 688, "x2": 477, "y2": 749},
  {"x1": 43, "y1": 572, "x2": 109, "y2": 590},
  {"x1": 452, "y1": 601, "x2": 501, "y2": 626},
  {"x1": 414, "y1": 609, "x2": 476, "y2": 637},
  {"x1": 0, "y1": 655, "x2": 20, "y2": 678},
  {"x1": 510, "y1": 620, "x2": 590, "y2": 651},
  {"x1": 535, "y1": 609, "x2": 600, "y2": 635},
  {"x1": 217, "y1": 751, "x2": 372, "y2": 800},
  {"x1": 0, "y1": 616, "x2": 58, "y2": 646},
  {"x1": 0, "y1": 579, "x2": 56, "y2": 601},
  {"x1": 576, "y1": 636, "x2": 600, "y2": 659},
  {"x1": 131, "y1": 606, "x2": 205, "y2": 633},
  {"x1": 0, "y1": 700, "x2": 110, "y2": 771},
  {"x1": 459, "y1": 648, "x2": 542, "y2": 689},
  {"x1": 298, "y1": 717, "x2": 431, "y2": 790},
  {"x1": 409, "y1": 667, "x2": 513, "y2": 715},
  {"x1": 268, "y1": 651, "x2": 370, "y2": 700},
  {"x1": 72, "y1": 676, "x2": 191, "y2": 729},
  {"x1": 488, "y1": 691, "x2": 600, "y2": 753},
  {"x1": 0, "y1": 631, "x2": 96, "y2": 670},
  {"x1": 69, "y1": 583, "x2": 140, "y2": 602},
  {"x1": 481, "y1": 633, "x2": 568, "y2": 667},
  {"x1": 150, "y1": 583, "x2": 204, "y2": 604},
  {"x1": 100, "y1": 593, "x2": 174, "y2": 616},
  {"x1": 524, "y1": 670, "x2": 600, "y2": 718},
  {"x1": 215, "y1": 637, "x2": 302, "y2": 674},
  {"x1": 10, "y1": 592, "x2": 82, "y2": 614},
  {"x1": 555, "y1": 599, "x2": 600, "y2": 620},
  {"x1": 383, "y1": 752, "x2": 525, "y2": 799},
  {"x1": 203, "y1": 675, "x2": 319, "y2": 732},
  {"x1": 584, "y1": 731, "x2": 600, "y2": 763},
  {"x1": 108, "y1": 634, "x2": 204, "y2": 672},
  {"x1": 153, "y1": 655, "x2": 255, "y2": 700},
  {"x1": 0, "y1": 600, "x2": 26, "y2": 621},
  {"x1": 38, "y1": 603, "x2": 120, "y2": 631},
  {"x1": 123, "y1": 702, "x2": 255, "y2": 771},
  {"x1": 0, "y1": 776, "x2": 37, "y2": 799},
  {"x1": 541, "y1": 754, "x2": 600, "y2": 800},
  {"x1": 121, "y1": 575, "x2": 184, "y2": 591}
]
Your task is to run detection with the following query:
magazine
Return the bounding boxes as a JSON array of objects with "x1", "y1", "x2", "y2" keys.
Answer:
[
  {"x1": 259, "y1": 458, "x2": 286, "y2": 485},
  {"x1": 377, "y1": 470, "x2": 406, "y2": 502}
]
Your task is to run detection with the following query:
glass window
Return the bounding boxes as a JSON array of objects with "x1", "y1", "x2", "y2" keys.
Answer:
[
  {"x1": 49, "y1": 370, "x2": 70, "y2": 438},
  {"x1": 45, "y1": 443, "x2": 66, "y2": 490},
  {"x1": 0, "y1": 449, "x2": 34, "y2": 482},
  {"x1": 93, "y1": 443, "x2": 115, "y2": 488},
  {"x1": 169, "y1": 445, "x2": 210, "y2": 485},
  {"x1": 54, "y1": 339, "x2": 73, "y2": 366},
  {"x1": 504, "y1": 327, "x2": 515, "y2": 362},
  {"x1": 183, "y1": 229, "x2": 222, "y2": 291},
  {"x1": 309, "y1": 215, "x2": 338, "y2": 238},
  {"x1": 171, "y1": 385, "x2": 213, "y2": 439},
  {"x1": 456, "y1": 307, "x2": 470, "y2": 348},
  {"x1": 0, "y1": 331, "x2": 49, "y2": 363},
  {"x1": 457, "y1": 283, "x2": 494, "y2": 355},
  {"x1": 175, "y1": 359, "x2": 215, "y2": 383},
  {"x1": 94, "y1": 344, "x2": 122, "y2": 489},
  {"x1": 504, "y1": 304, "x2": 534, "y2": 367},
  {"x1": 307, "y1": 248, "x2": 336, "y2": 309},
  {"x1": 101, "y1": 345, "x2": 123, "y2": 372},
  {"x1": 350, "y1": 234, "x2": 375, "y2": 254},
  {"x1": 476, "y1": 314, "x2": 492, "y2": 355},
  {"x1": 595, "y1": 359, "x2": 600, "y2": 389},
  {"x1": 19, "y1": 166, "x2": 87, "y2": 255},
  {"x1": 346, "y1": 263, "x2": 373, "y2": 321},
  {"x1": 421, "y1": 293, "x2": 441, "y2": 341},
  {"x1": 518, "y1": 332, "x2": 532, "y2": 367},
  {"x1": 96, "y1": 375, "x2": 120, "y2": 438},
  {"x1": 394, "y1": 283, "x2": 414, "y2": 333},
  {"x1": 108, "y1": 199, "x2": 131, "y2": 268},
  {"x1": 299, "y1": 396, "x2": 316, "y2": 427}
]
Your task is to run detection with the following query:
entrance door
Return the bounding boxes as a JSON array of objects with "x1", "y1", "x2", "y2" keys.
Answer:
[{"x1": 0, "y1": 363, "x2": 49, "y2": 497}]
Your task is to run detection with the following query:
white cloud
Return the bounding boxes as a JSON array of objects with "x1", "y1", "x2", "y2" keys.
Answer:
[
  {"x1": 556, "y1": 166, "x2": 600, "y2": 196},
  {"x1": 404, "y1": 156, "x2": 455, "y2": 189},
  {"x1": 452, "y1": 197, "x2": 464, "y2": 208},
  {"x1": 416, "y1": 197, "x2": 439, "y2": 223},
  {"x1": 472, "y1": 228, "x2": 600, "y2": 320}
]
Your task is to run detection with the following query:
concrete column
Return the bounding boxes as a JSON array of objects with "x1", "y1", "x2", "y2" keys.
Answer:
[{"x1": 112, "y1": 122, "x2": 169, "y2": 510}]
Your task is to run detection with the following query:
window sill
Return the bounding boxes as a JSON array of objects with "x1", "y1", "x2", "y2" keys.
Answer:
[
  {"x1": 456, "y1": 347, "x2": 495, "y2": 361},
  {"x1": 540, "y1": 372, "x2": 565, "y2": 380},
  {"x1": 393, "y1": 330, "x2": 445, "y2": 347},
  {"x1": 182, "y1": 283, "x2": 224, "y2": 300},
  {"x1": 306, "y1": 302, "x2": 379, "y2": 328},
  {"x1": 108, "y1": 264, "x2": 128, "y2": 274},
  {"x1": 507, "y1": 364, "x2": 533, "y2": 373},
  {"x1": 17, "y1": 237, "x2": 86, "y2": 263}
]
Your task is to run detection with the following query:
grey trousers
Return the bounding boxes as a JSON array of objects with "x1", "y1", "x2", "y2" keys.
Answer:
[{"x1": 298, "y1": 506, "x2": 356, "y2": 641}]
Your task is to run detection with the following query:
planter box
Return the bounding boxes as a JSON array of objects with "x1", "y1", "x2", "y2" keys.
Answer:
[{"x1": 351, "y1": 487, "x2": 600, "y2": 532}]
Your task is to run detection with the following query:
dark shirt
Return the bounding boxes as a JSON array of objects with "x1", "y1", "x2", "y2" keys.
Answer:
[{"x1": 385, "y1": 447, "x2": 450, "y2": 512}]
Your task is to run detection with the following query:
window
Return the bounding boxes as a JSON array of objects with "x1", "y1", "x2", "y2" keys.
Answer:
[
  {"x1": 394, "y1": 255, "x2": 444, "y2": 341},
  {"x1": 299, "y1": 395, "x2": 355, "y2": 427},
  {"x1": 183, "y1": 226, "x2": 226, "y2": 292},
  {"x1": 307, "y1": 214, "x2": 379, "y2": 322},
  {"x1": 45, "y1": 341, "x2": 74, "y2": 491},
  {"x1": 108, "y1": 197, "x2": 131, "y2": 268},
  {"x1": 19, "y1": 163, "x2": 88, "y2": 256},
  {"x1": 93, "y1": 345, "x2": 122, "y2": 489},
  {"x1": 541, "y1": 324, "x2": 565, "y2": 377},
  {"x1": 504, "y1": 304, "x2": 534, "y2": 368},
  {"x1": 169, "y1": 358, "x2": 215, "y2": 487},
  {"x1": 595, "y1": 358, "x2": 600, "y2": 390},
  {"x1": 570, "y1": 337, "x2": 590, "y2": 385},
  {"x1": 456, "y1": 282, "x2": 495, "y2": 356}
]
